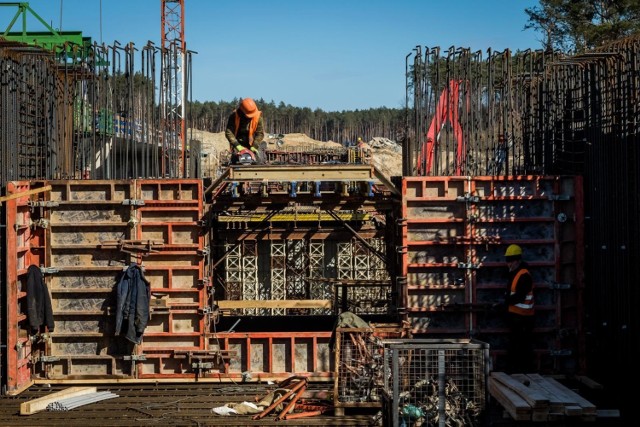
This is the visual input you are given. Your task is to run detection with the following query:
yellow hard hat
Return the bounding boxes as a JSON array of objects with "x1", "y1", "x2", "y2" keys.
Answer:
[{"x1": 504, "y1": 244, "x2": 522, "y2": 258}]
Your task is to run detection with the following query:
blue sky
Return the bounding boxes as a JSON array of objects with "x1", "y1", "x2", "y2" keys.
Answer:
[{"x1": 1, "y1": 0, "x2": 541, "y2": 111}]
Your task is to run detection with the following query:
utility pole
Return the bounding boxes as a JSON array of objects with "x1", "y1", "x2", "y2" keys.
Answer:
[{"x1": 160, "y1": 0, "x2": 186, "y2": 177}]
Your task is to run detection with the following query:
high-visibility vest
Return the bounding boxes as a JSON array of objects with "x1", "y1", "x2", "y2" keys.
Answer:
[
  {"x1": 233, "y1": 110, "x2": 261, "y2": 147},
  {"x1": 508, "y1": 268, "x2": 534, "y2": 316}
]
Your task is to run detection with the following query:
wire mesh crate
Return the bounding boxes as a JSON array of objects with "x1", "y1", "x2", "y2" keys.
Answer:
[
  {"x1": 333, "y1": 325, "x2": 409, "y2": 414},
  {"x1": 382, "y1": 339, "x2": 490, "y2": 427}
]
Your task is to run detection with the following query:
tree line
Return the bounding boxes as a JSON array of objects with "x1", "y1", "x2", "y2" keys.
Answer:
[
  {"x1": 187, "y1": 1, "x2": 640, "y2": 145},
  {"x1": 187, "y1": 98, "x2": 406, "y2": 145}
]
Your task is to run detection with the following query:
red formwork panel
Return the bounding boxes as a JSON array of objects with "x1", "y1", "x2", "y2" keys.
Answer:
[
  {"x1": 4, "y1": 179, "x2": 209, "y2": 384},
  {"x1": 134, "y1": 179, "x2": 207, "y2": 378},
  {"x1": 4, "y1": 181, "x2": 48, "y2": 394},
  {"x1": 400, "y1": 175, "x2": 585, "y2": 374}
]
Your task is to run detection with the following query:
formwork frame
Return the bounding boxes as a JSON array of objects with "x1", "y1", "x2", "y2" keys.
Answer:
[
  {"x1": 400, "y1": 175, "x2": 585, "y2": 374},
  {"x1": 3, "y1": 179, "x2": 209, "y2": 393}
]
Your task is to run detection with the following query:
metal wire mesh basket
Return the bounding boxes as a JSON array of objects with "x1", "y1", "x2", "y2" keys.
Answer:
[{"x1": 382, "y1": 339, "x2": 490, "y2": 427}]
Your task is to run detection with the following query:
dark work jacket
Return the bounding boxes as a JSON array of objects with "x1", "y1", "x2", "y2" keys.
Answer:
[
  {"x1": 115, "y1": 263, "x2": 151, "y2": 344},
  {"x1": 26, "y1": 265, "x2": 55, "y2": 333}
]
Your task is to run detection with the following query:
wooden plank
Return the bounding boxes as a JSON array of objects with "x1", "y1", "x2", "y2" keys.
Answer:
[
  {"x1": 218, "y1": 299, "x2": 332, "y2": 309},
  {"x1": 512, "y1": 374, "x2": 565, "y2": 415},
  {"x1": 543, "y1": 376, "x2": 597, "y2": 415},
  {"x1": 20, "y1": 386, "x2": 97, "y2": 415},
  {"x1": 523, "y1": 373, "x2": 580, "y2": 416},
  {"x1": 0, "y1": 185, "x2": 52, "y2": 203},
  {"x1": 489, "y1": 378, "x2": 531, "y2": 421},
  {"x1": 573, "y1": 375, "x2": 603, "y2": 390},
  {"x1": 596, "y1": 409, "x2": 620, "y2": 418},
  {"x1": 491, "y1": 372, "x2": 550, "y2": 409}
]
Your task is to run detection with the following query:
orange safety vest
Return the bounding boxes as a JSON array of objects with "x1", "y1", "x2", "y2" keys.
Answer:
[
  {"x1": 508, "y1": 268, "x2": 534, "y2": 316},
  {"x1": 233, "y1": 110, "x2": 261, "y2": 147}
]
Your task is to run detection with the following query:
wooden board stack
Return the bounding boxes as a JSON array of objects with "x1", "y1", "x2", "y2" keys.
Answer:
[{"x1": 489, "y1": 372, "x2": 597, "y2": 422}]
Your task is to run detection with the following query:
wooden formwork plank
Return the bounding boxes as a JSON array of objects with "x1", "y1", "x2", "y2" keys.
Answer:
[
  {"x1": 488, "y1": 379, "x2": 531, "y2": 421},
  {"x1": 0, "y1": 185, "x2": 52, "y2": 203}
]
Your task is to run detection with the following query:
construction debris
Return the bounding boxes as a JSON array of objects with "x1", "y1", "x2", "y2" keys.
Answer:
[
  {"x1": 211, "y1": 376, "x2": 332, "y2": 421},
  {"x1": 489, "y1": 372, "x2": 597, "y2": 422}
]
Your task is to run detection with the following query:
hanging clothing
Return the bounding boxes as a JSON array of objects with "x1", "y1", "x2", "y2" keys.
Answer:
[
  {"x1": 26, "y1": 265, "x2": 55, "y2": 334},
  {"x1": 115, "y1": 263, "x2": 151, "y2": 344}
]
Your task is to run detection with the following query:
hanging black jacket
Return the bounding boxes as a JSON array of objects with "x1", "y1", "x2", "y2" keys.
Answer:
[
  {"x1": 115, "y1": 263, "x2": 151, "y2": 344},
  {"x1": 26, "y1": 264, "x2": 55, "y2": 333}
]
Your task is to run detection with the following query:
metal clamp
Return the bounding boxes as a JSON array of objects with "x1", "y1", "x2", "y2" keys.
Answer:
[
  {"x1": 36, "y1": 355, "x2": 60, "y2": 363},
  {"x1": 456, "y1": 193, "x2": 479, "y2": 203},
  {"x1": 549, "y1": 349, "x2": 572, "y2": 357},
  {"x1": 123, "y1": 355, "x2": 147, "y2": 361},
  {"x1": 549, "y1": 282, "x2": 572, "y2": 290},
  {"x1": 28, "y1": 201, "x2": 59, "y2": 208},
  {"x1": 30, "y1": 218, "x2": 50, "y2": 229},
  {"x1": 457, "y1": 262, "x2": 480, "y2": 269},
  {"x1": 192, "y1": 361, "x2": 214, "y2": 370},
  {"x1": 122, "y1": 199, "x2": 145, "y2": 206},
  {"x1": 40, "y1": 267, "x2": 59, "y2": 275}
]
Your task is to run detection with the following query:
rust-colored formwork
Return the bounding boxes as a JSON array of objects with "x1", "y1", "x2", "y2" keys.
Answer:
[
  {"x1": 399, "y1": 175, "x2": 584, "y2": 374},
  {"x1": 4, "y1": 181, "x2": 48, "y2": 394},
  {"x1": 3, "y1": 179, "x2": 207, "y2": 392}
]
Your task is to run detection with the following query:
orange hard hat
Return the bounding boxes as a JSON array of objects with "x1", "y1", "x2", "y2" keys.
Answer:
[{"x1": 239, "y1": 98, "x2": 259, "y2": 118}]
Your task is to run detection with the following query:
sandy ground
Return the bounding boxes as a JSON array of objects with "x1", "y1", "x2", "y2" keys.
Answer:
[{"x1": 190, "y1": 129, "x2": 403, "y2": 180}]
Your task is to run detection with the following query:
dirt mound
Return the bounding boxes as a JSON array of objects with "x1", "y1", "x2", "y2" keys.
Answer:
[{"x1": 191, "y1": 129, "x2": 402, "y2": 180}]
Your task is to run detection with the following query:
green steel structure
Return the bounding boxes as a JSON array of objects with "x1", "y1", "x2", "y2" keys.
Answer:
[{"x1": 1, "y1": 2, "x2": 91, "y2": 55}]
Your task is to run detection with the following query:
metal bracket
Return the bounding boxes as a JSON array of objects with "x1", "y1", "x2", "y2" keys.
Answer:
[
  {"x1": 28, "y1": 201, "x2": 59, "y2": 208},
  {"x1": 548, "y1": 195, "x2": 570, "y2": 201},
  {"x1": 40, "y1": 267, "x2": 59, "y2": 275},
  {"x1": 456, "y1": 193, "x2": 479, "y2": 203},
  {"x1": 198, "y1": 307, "x2": 212, "y2": 315},
  {"x1": 123, "y1": 355, "x2": 147, "y2": 361},
  {"x1": 549, "y1": 349, "x2": 572, "y2": 357},
  {"x1": 122, "y1": 199, "x2": 145, "y2": 206},
  {"x1": 457, "y1": 262, "x2": 480, "y2": 269},
  {"x1": 36, "y1": 355, "x2": 60, "y2": 363},
  {"x1": 549, "y1": 282, "x2": 572, "y2": 290},
  {"x1": 192, "y1": 361, "x2": 214, "y2": 370},
  {"x1": 30, "y1": 218, "x2": 49, "y2": 229},
  {"x1": 198, "y1": 247, "x2": 210, "y2": 257}
]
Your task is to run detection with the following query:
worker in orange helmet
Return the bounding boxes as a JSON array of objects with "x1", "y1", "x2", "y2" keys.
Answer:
[{"x1": 225, "y1": 98, "x2": 265, "y2": 164}]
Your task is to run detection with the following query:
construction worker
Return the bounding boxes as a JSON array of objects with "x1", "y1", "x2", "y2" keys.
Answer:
[
  {"x1": 502, "y1": 244, "x2": 535, "y2": 373},
  {"x1": 356, "y1": 137, "x2": 364, "y2": 148},
  {"x1": 225, "y1": 98, "x2": 265, "y2": 164}
]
